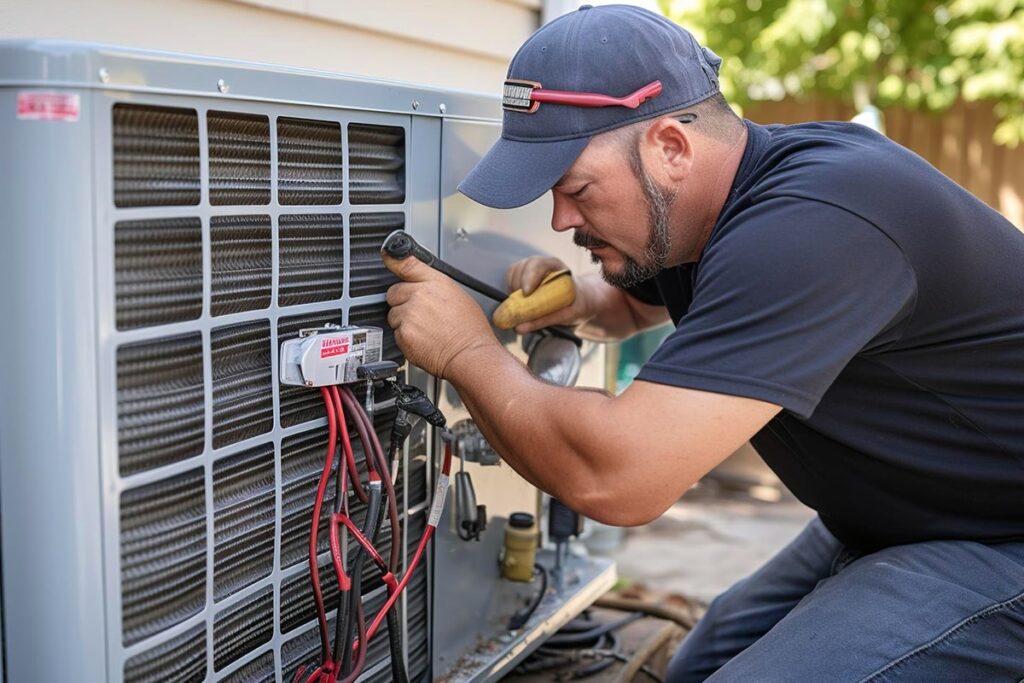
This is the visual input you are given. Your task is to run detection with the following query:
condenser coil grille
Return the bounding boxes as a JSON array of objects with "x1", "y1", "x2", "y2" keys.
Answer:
[
  {"x1": 120, "y1": 467, "x2": 206, "y2": 646},
  {"x1": 208, "y1": 111, "x2": 271, "y2": 206},
  {"x1": 108, "y1": 101, "x2": 425, "y2": 682},
  {"x1": 350, "y1": 212, "x2": 403, "y2": 298},
  {"x1": 124, "y1": 622, "x2": 207, "y2": 683},
  {"x1": 210, "y1": 214, "x2": 272, "y2": 316},
  {"x1": 213, "y1": 443, "x2": 276, "y2": 601},
  {"x1": 115, "y1": 217, "x2": 203, "y2": 330},
  {"x1": 211, "y1": 320, "x2": 273, "y2": 449},
  {"x1": 349, "y1": 123, "x2": 405, "y2": 204},
  {"x1": 113, "y1": 104, "x2": 201, "y2": 208},
  {"x1": 278, "y1": 213, "x2": 345, "y2": 306},
  {"x1": 277, "y1": 117, "x2": 344, "y2": 205},
  {"x1": 117, "y1": 333, "x2": 205, "y2": 475}
]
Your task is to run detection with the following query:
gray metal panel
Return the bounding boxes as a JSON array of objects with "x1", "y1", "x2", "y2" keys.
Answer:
[
  {"x1": 403, "y1": 114, "x2": 443, "y2": 676},
  {"x1": 89, "y1": 89, "x2": 417, "y2": 679},
  {"x1": 0, "y1": 40, "x2": 501, "y2": 123},
  {"x1": 0, "y1": 87, "x2": 109, "y2": 681},
  {"x1": 432, "y1": 118, "x2": 613, "y2": 681}
]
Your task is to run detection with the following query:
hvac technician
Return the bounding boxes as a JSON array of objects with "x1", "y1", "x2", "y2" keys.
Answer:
[{"x1": 383, "y1": 4, "x2": 1024, "y2": 680}]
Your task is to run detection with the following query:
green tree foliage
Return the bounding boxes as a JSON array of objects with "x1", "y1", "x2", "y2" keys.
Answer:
[{"x1": 660, "y1": 0, "x2": 1024, "y2": 145}]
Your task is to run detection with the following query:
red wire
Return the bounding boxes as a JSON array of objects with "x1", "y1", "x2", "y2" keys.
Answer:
[
  {"x1": 309, "y1": 387, "x2": 338, "y2": 663},
  {"x1": 332, "y1": 512, "x2": 388, "y2": 571},
  {"x1": 332, "y1": 386, "x2": 366, "y2": 505},
  {"x1": 308, "y1": 384, "x2": 450, "y2": 678},
  {"x1": 328, "y1": 516, "x2": 353, "y2": 593},
  {"x1": 357, "y1": 440, "x2": 454, "y2": 649},
  {"x1": 339, "y1": 386, "x2": 400, "y2": 572}
]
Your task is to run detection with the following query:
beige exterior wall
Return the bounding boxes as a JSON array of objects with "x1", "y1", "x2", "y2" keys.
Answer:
[{"x1": 1, "y1": 0, "x2": 554, "y2": 93}]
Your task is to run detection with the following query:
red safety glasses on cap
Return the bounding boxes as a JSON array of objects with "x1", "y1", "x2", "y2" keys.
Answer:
[{"x1": 502, "y1": 79, "x2": 663, "y2": 113}]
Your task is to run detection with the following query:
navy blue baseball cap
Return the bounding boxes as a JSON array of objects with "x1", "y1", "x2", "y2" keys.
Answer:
[{"x1": 457, "y1": 4, "x2": 722, "y2": 209}]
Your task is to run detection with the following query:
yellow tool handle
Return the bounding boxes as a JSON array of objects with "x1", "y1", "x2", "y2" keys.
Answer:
[{"x1": 492, "y1": 269, "x2": 576, "y2": 330}]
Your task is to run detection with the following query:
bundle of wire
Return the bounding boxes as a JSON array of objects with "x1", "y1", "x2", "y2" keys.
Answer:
[
  {"x1": 295, "y1": 384, "x2": 453, "y2": 683},
  {"x1": 512, "y1": 611, "x2": 651, "y2": 680}
]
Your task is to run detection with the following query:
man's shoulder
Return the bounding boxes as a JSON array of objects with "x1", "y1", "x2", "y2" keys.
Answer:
[{"x1": 750, "y1": 121, "x2": 906, "y2": 198}]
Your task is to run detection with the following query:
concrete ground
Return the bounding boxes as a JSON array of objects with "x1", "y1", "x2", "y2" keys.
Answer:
[{"x1": 601, "y1": 486, "x2": 815, "y2": 604}]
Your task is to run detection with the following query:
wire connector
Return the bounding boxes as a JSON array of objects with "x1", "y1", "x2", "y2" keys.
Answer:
[{"x1": 394, "y1": 384, "x2": 447, "y2": 428}]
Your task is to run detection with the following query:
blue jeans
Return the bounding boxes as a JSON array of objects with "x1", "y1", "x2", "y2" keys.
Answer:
[{"x1": 667, "y1": 517, "x2": 1024, "y2": 681}]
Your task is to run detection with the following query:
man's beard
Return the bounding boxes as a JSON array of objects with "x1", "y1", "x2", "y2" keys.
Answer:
[{"x1": 573, "y1": 153, "x2": 675, "y2": 289}]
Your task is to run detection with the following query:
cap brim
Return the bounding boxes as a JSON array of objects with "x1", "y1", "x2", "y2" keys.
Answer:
[{"x1": 457, "y1": 135, "x2": 591, "y2": 209}]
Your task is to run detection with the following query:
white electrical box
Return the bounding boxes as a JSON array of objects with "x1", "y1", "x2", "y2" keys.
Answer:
[{"x1": 279, "y1": 325, "x2": 384, "y2": 386}]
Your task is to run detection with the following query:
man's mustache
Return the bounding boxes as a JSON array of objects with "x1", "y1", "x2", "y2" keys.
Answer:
[{"x1": 573, "y1": 231, "x2": 609, "y2": 249}]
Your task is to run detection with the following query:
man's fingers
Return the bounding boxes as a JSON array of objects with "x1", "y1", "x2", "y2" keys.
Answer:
[
  {"x1": 521, "y1": 257, "x2": 567, "y2": 296},
  {"x1": 513, "y1": 307, "x2": 575, "y2": 335},
  {"x1": 506, "y1": 259, "x2": 528, "y2": 294},
  {"x1": 507, "y1": 256, "x2": 569, "y2": 296},
  {"x1": 385, "y1": 282, "x2": 415, "y2": 306}
]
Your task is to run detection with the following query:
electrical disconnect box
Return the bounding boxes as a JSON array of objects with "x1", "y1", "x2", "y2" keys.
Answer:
[
  {"x1": 0, "y1": 40, "x2": 614, "y2": 683},
  {"x1": 280, "y1": 325, "x2": 384, "y2": 386}
]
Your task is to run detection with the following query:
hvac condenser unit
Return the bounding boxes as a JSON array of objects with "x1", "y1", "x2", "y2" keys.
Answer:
[{"x1": 0, "y1": 41, "x2": 614, "y2": 682}]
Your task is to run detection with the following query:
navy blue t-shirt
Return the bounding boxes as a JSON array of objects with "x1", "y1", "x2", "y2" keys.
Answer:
[{"x1": 627, "y1": 120, "x2": 1024, "y2": 550}]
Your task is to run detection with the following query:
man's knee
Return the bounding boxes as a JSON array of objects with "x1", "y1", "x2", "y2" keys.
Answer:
[{"x1": 665, "y1": 578, "x2": 753, "y2": 682}]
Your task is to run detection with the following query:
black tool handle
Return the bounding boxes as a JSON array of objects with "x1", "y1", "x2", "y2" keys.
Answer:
[
  {"x1": 381, "y1": 230, "x2": 582, "y2": 346},
  {"x1": 382, "y1": 230, "x2": 508, "y2": 303}
]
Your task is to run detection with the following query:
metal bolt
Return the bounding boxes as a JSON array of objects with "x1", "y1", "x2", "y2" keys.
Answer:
[
  {"x1": 305, "y1": 380, "x2": 314, "y2": 387},
  {"x1": 217, "y1": 79, "x2": 229, "y2": 94},
  {"x1": 411, "y1": 100, "x2": 420, "y2": 110},
  {"x1": 98, "y1": 68, "x2": 110, "y2": 83},
  {"x1": 439, "y1": 103, "x2": 447, "y2": 114}
]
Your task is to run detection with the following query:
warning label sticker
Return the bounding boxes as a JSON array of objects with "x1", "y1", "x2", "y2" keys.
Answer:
[
  {"x1": 320, "y1": 336, "x2": 350, "y2": 358},
  {"x1": 17, "y1": 92, "x2": 81, "y2": 122}
]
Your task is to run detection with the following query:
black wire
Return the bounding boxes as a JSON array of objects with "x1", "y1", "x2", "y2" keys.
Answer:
[
  {"x1": 337, "y1": 485, "x2": 382, "y2": 672},
  {"x1": 544, "y1": 612, "x2": 643, "y2": 647},
  {"x1": 386, "y1": 603, "x2": 409, "y2": 683},
  {"x1": 384, "y1": 414, "x2": 411, "y2": 683},
  {"x1": 507, "y1": 563, "x2": 549, "y2": 630},
  {"x1": 379, "y1": 488, "x2": 409, "y2": 683}
]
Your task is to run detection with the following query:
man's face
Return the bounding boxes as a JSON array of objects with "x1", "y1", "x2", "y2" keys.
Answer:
[{"x1": 551, "y1": 132, "x2": 677, "y2": 288}]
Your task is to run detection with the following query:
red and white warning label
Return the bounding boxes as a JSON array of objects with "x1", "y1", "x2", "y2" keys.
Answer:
[
  {"x1": 16, "y1": 92, "x2": 81, "y2": 122},
  {"x1": 320, "y1": 336, "x2": 351, "y2": 358}
]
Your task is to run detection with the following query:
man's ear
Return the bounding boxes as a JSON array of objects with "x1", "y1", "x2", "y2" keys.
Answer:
[{"x1": 641, "y1": 117, "x2": 694, "y2": 183}]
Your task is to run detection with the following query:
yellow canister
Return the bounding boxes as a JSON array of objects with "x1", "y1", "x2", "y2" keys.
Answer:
[{"x1": 501, "y1": 512, "x2": 539, "y2": 582}]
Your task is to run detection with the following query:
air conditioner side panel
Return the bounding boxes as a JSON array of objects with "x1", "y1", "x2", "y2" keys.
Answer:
[{"x1": 0, "y1": 87, "x2": 109, "y2": 682}]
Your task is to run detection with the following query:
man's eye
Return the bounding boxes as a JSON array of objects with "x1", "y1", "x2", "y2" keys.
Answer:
[{"x1": 572, "y1": 184, "x2": 590, "y2": 199}]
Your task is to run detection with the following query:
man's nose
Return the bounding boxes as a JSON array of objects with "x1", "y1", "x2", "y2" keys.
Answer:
[{"x1": 550, "y1": 192, "x2": 582, "y2": 233}]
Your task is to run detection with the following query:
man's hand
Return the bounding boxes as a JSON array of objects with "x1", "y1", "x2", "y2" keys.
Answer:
[
  {"x1": 505, "y1": 256, "x2": 670, "y2": 340},
  {"x1": 505, "y1": 256, "x2": 596, "y2": 334},
  {"x1": 383, "y1": 253, "x2": 502, "y2": 380}
]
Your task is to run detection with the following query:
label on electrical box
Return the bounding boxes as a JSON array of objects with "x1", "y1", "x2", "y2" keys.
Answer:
[{"x1": 320, "y1": 336, "x2": 350, "y2": 359}]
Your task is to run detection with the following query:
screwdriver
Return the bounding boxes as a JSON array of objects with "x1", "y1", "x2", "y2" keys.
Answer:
[{"x1": 381, "y1": 230, "x2": 580, "y2": 343}]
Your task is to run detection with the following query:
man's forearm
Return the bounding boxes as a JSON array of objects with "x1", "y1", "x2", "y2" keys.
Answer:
[{"x1": 443, "y1": 342, "x2": 612, "y2": 504}]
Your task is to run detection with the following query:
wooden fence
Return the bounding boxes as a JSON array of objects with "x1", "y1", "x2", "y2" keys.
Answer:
[{"x1": 746, "y1": 99, "x2": 1024, "y2": 229}]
